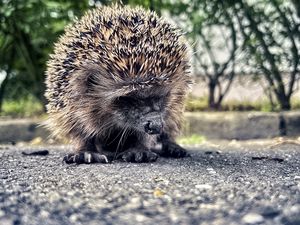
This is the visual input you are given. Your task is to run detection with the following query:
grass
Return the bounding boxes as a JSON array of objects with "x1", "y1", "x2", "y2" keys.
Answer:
[
  {"x1": 185, "y1": 95, "x2": 300, "y2": 112},
  {"x1": 1, "y1": 96, "x2": 44, "y2": 117},
  {"x1": 291, "y1": 98, "x2": 300, "y2": 110},
  {"x1": 185, "y1": 96, "x2": 208, "y2": 112},
  {"x1": 177, "y1": 134, "x2": 206, "y2": 145},
  {"x1": 2, "y1": 95, "x2": 300, "y2": 118}
]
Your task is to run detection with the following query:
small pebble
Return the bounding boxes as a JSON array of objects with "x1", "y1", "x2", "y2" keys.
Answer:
[
  {"x1": 153, "y1": 188, "x2": 165, "y2": 198},
  {"x1": 242, "y1": 213, "x2": 264, "y2": 224},
  {"x1": 260, "y1": 206, "x2": 280, "y2": 218},
  {"x1": 127, "y1": 197, "x2": 142, "y2": 209},
  {"x1": 0, "y1": 218, "x2": 13, "y2": 225},
  {"x1": 135, "y1": 214, "x2": 147, "y2": 222},
  {"x1": 40, "y1": 210, "x2": 49, "y2": 218},
  {"x1": 0, "y1": 210, "x2": 5, "y2": 217},
  {"x1": 206, "y1": 168, "x2": 217, "y2": 174},
  {"x1": 69, "y1": 214, "x2": 78, "y2": 223},
  {"x1": 195, "y1": 184, "x2": 212, "y2": 190}
]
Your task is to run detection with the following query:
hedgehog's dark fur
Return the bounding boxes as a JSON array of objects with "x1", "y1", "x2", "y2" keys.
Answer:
[{"x1": 45, "y1": 5, "x2": 192, "y2": 164}]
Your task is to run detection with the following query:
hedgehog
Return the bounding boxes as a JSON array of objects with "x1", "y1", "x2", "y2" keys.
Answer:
[{"x1": 45, "y1": 5, "x2": 192, "y2": 164}]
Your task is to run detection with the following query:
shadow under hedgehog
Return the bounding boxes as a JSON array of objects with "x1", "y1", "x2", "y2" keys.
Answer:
[{"x1": 45, "y1": 5, "x2": 192, "y2": 164}]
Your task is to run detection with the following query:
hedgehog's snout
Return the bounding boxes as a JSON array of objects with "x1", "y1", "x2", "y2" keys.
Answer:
[{"x1": 144, "y1": 120, "x2": 163, "y2": 135}]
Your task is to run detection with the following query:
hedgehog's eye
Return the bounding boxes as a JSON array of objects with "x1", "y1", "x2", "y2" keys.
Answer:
[
  {"x1": 114, "y1": 96, "x2": 136, "y2": 107},
  {"x1": 118, "y1": 96, "x2": 132, "y2": 102}
]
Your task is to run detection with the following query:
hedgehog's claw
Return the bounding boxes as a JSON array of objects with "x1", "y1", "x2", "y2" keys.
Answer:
[
  {"x1": 63, "y1": 152, "x2": 109, "y2": 164},
  {"x1": 160, "y1": 142, "x2": 188, "y2": 158},
  {"x1": 117, "y1": 149, "x2": 158, "y2": 163}
]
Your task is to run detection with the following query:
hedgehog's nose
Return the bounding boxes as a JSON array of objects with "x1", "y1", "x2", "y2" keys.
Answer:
[{"x1": 144, "y1": 120, "x2": 162, "y2": 135}]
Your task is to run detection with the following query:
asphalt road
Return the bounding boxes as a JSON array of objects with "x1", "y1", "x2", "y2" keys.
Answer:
[{"x1": 0, "y1": 141, "x2": 300, "y2": 225}]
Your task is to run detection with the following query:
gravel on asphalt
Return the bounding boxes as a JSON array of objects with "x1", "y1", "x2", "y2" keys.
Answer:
[{"x1": 0, "y1": 141, "x2": 300, "y2": 225}]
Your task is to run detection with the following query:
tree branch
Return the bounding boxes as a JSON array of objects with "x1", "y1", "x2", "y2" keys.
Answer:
[{"x1": 270, "y1": 0, "x2": 299, "y2": 98}]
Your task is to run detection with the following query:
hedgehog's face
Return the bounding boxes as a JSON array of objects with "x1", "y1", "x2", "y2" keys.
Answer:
[{"x1": 113, "y1": 91, "x2": 169, "y2": 135}]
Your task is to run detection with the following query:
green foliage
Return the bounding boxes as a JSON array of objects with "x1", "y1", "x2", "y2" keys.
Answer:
[
  {"x1": 126, "y1": 0, "x2": 162, "y2": 13},
  {"x1": 0, "y1": 0, "x2": 90, "y2": 104},
  {"x1": 232, "y1": 0, "x2": 300, "y2": 110},
  {"x1": 1, "y1": 96, "x2": 44, "y2": 117},
  {"x1": 163, "y1": 0, "x2": 238, "y2": 110},
  {"x1": 164, "y1": 0, "x2": 299, "y2": 111},
  {"x1": 185, "y1": 95, "x2": 208, "y2": 112}
]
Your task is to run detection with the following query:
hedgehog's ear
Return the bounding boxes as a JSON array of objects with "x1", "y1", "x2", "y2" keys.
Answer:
[
  {"x1": 86, "y1": 73, "x2": 98, "y2": 90},
  {"x1": 84, "y1": 66, "x2": 102, "y2": 90},
  {"x1": 67, "y1": 67, "x2": 99, "y2": 96},
  {"x1": 82, "y1": 65, "x2": 115, "y2": 92}
]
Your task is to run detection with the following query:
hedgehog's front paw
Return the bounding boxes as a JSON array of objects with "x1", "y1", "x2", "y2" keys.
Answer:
[
  {"x1": 161, "y1": 142, "x2": 189, "y2": 158},
  {"x1": 63, "y1": 152, "x2": 109, "y2": 164},
  {"x1": 118, "y1": 149, "x2": 158, "y2": 163}
]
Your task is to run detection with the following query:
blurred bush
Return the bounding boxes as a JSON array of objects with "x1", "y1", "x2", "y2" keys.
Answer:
[
  {"x1": 0, "y1": 0, "x2": 92, "y2": 109},
  {"x1": 1, "y1": 96, "x2": 43, "y2": 117}
]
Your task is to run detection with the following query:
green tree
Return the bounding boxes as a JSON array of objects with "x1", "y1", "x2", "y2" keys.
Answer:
[
  {"x1": 233, "y1": 0, "x2": 300, "y2": 110},
  {"x1": 163, "y1": 0, "x2": 239, "y2": 109},
  {"x1": 164, "y1": 0, "x2": 299, "y2": 111},
  {"x1": 0, "y1": 0, "x2": 90, "y2": 111}
]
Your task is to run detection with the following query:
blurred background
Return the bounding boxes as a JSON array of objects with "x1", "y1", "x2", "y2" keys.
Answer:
[{"x1": 0, "y1": 0, "x2": 299, "y2": 118}]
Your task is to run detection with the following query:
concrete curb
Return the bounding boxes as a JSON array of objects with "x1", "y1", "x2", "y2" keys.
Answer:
[
  {"x1": 1, "y1": 111, "x2": 300, "y2": 143},
  {"x1": 0, "y1": 118, "x2": 50, "y2": 143},
  {"x1": 183, "y1": 111, "x2": 300, "y2": 140}
]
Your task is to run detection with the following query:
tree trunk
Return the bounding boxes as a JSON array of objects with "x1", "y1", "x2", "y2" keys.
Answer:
[
  {"x1": 276, "y1": 94, "x2": 291, "y2": 110},
  {"x1": 267, "y1": 88, "x2": 276, "y2": 111},
  {"x1": 208, "y1": 80, "x2": 217, "y2": 109},
  {"x1": 0, "y1": 73, "x2": 9, "y2": 113}
]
